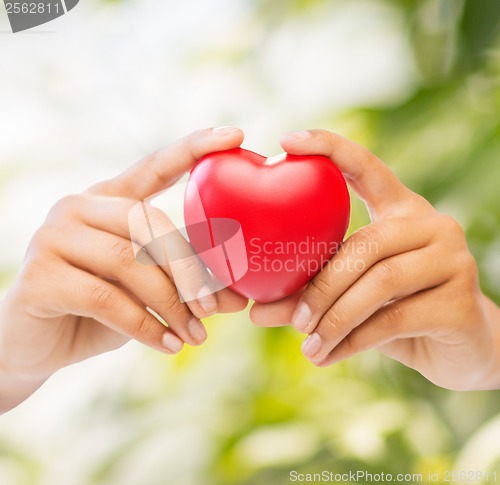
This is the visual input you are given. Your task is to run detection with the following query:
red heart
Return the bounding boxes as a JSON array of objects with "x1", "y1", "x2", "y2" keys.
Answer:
[{"x1": 184, "y1": 148, "x2": 350, "y2": 303}]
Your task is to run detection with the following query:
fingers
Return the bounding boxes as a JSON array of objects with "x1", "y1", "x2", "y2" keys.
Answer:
[
  {"x1": 58, "y1": 265, "x2": 187, "y2": 355},
  {"x1": 315, "y1": 295, "x2": 428, "y2": 368},
  {"x1": 61, "y1": 194, "x2": 219, "y2": 317},
  {"x1": 72, "y1": 194, "x2": 248, "y2": 314},
  {"x1": 315, "y1": 287, "x2": 452, "y2": 369},
  {"x1": 290, "y1": 217, "x2": 436, "y2": 334},
  {"x1": 249, "y1": 291, "x2": 302, "y2": 327},
  {"x1": 280, "y1": 129, "x2": 426, "y2": 218},
  {"x1": 54, "y1": 227, "x2": 207, "y2": 347},
  {"x1": 128, "y1": 200, "x2": 219, "y2": 312},
  {"x1": 49, "y1": 194, "x2": 248, "y2": 315},
  {"x1": 90, "y1": 127, "x2": 244, "y2": 200},
  {"x1": 299, "y1": 244, "x2": 453, "y2": 364},
  {"x1": 215, "y1": 288, "x2": 249, "y2": 313}
]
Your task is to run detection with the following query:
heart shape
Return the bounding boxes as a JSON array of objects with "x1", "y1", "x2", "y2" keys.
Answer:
[{"x1": 184, "y1": 148, "x2": 350, "y2": 303}]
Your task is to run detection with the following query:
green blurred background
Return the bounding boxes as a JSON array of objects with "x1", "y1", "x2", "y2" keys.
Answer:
[{"x1": 0, "y1": 0, "x2": 499, "y2": 484}]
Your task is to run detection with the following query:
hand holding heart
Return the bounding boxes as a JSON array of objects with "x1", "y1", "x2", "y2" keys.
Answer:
[
  {"x1": 0, "y1": 127, "x2": 248, "y2": 412},
  {"x1": 251, "y1": 129, "x2": 500, "y2": 391},
  {"x1": 1, "y1": 128, "x2": 499, "y2": 414}
]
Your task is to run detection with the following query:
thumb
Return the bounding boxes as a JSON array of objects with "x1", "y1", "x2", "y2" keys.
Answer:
[
  {"x1": 280, "y1": 130, "x2": 415, "y2": 219},
  {"x1": 90, "y1": 127, "x2": 244, "y2": 200}
]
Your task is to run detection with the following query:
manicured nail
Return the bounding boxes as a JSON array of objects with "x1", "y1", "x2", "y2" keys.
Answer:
[
  {"x1": 162, "y1": 332, "x2": 184, "y2": 353},
  {"x1": 292, "y1": 302, "x2": 312, "y2": 333},
  {"x1": 285, "y1": 130, "x2": 311, "y2": 140},
  {"x1": 213, "y1": 126, "x2": 240, "y2": 136},
  {"x1": 188, "y1": 317, "x2": 207, "y2": 344},
  {"x1": 197, "y1": 286, "x2": 218, "y2": 316},
  {"x1": 301, "y1": 333, "x2": 322, "y2": 358}
]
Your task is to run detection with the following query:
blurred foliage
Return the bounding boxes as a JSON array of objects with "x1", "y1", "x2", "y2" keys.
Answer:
[
  {"x1": 334, "y1": 0, "x2": 500, "y2": 305},
  {"x1": 364, "y1": 0, "x2": 499, "y2": 303},
  {"x1": 1, "y1": 1, "x2": 499, "y2": 485}
]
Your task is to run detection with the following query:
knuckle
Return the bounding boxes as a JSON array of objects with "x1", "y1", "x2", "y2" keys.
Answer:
[
  {"x1": 10, "y1": 267, "x2": 41, "y2": 310},
  {"x1": 111, "y1": 240, "x2": 137, "y2": 269},
  {"x1": 381, "y1": 303, "x2": 403, "y2": 329},
  {"x1": 88, "y1": 284, "x2": 120, "y2": 310},
  {"x1": 48, "y1": 194, "x2": 80, "y2": 219},
  {"x1": 353, "y1": 224, "x2": 386, "y2": 249},
  {"x1": 373, "y1": 259, "x2": 403, "y2": 288},
  {"x1": 135, "y1": 150, "x2": 174, "y2": 192},
  {"x1": 309, "y1": 276, "x2": 333, "y2": 302},
  {"x1": 149, "y1": 166, "x2": 169, "y2": 190},
  {"x1": 162, "y1": 289, "x2": 184, "y2": 315},
  {"x1": 16, "y1": 259, "x2": 47, "y2": 292},
  {"x1": 186, "y1": 129, "x2": 210, "y2": 159},
  {"x1": 327, "y1": 130, "x2": 339, "y2": 143},
  {"x1": 177, "y1": 253, "x2": 203, "y2": 273},
  {"x1": 324, "y1": 129, "x2": 338, "y2": 146},
  {"x1": 136, "y1": 312, "x2": 160, "y2": 338},
  {"x1": 455, "y1": 252, "x2": 479, "y2": 287},
  {"x1": 439, "y1": 214, "x2": 465, "y2": 238},
  {"x1": 17, "y1": 246, "x2": 62, "y2": 305},
  {"x1": 86, "y1": 180, "x2": 118, "y2": 196},
  {"x1": 144, "y1": 206, "x2": 171, "y2": 236},
  {"x1": 308, "y1": 129, "x2": 335, "y2": 145},
  {"x1": 190, "y1": 128, "x2": 211, "y2": 140},
  {"x1": 461, "y1": 252, "x2": 478, "y2": 275},
  {"x1": 411, "y1": 193, "x2": 434, "y2": 211},
  {"x1": 396, "y1": 193, "x2": 433, "y2": 216},
  {"x1": 340, "y1": 334, "x2": 356, "y2": 354},
  {"x1": 174, "y1": 255, "x2": 206, "y2": 284},
  {"x1": 320, "y1": 308, "x2": 342, "y2": 335},
  {"x1": 86, "y1": 180, "x2": 105, "y2": 194},
  {"x1": 29, "y1": 226, "x2": 56, "y2": 251}
]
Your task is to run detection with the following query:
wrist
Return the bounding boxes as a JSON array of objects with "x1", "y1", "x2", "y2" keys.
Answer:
[
  {"x1": 0, "y1": 357, "x2": 49, "y2": 413},
  {"x1": 478, "y1": 296, "x2": 500, "y2": 390}
]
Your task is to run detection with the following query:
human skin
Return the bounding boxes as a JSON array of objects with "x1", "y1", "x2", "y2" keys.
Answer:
[
  {"x1": 0, "y1": 127, "x2": 248, "y2": 413},
  {"x1": 1, "y1": 128, "x2": 499, "y2": 413},
  {"x1": 250, "y1": 129, "x2": 500, "y2": 391}
]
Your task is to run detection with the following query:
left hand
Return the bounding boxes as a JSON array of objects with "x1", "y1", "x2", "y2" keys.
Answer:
[
  {"x1": 0, "y1": 128, "x2": 247, "y2": 383},
  {"x1": 250, "y1": 129, "x2": 500, "y2": 391}
]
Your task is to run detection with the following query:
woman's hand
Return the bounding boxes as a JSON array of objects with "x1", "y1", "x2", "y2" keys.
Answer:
[
  {"x1": 0, "y1": 127, "x2": 248, "y2": 411},
  {"x1": 250, "y1": 129, "x2": 500, "y2": 391}
]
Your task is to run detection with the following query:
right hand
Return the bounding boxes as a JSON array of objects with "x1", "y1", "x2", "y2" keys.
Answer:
[
  {"x1": 0, "y1": 127, "x2": 248, "y2": 381},
  {"x1": 250, "y1": 129, "x2": 500, "y2": 391}
]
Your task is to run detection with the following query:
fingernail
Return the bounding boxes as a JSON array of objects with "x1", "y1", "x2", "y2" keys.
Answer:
[
  {"x1": 285, "y1": 130, "x2": 311, "y2": 140},
  {"x1": 188, "y1": 317, "x2": 207, "y2": 344},
  {"x1": 292, "y1": 302, "x2": 312, "y2": 333},
  {"x1": 162, "y1": 332, "x2": 184, "y2": 354},
  {"x1": 213, "y1": 126, "x2": 240, "y2": 136},
  {"x1": 197, "y1": 286, "x2": 218, "y2": 316},
  {"x1": 301, "y1": 333, "x2": 322, "y2": 358}
]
